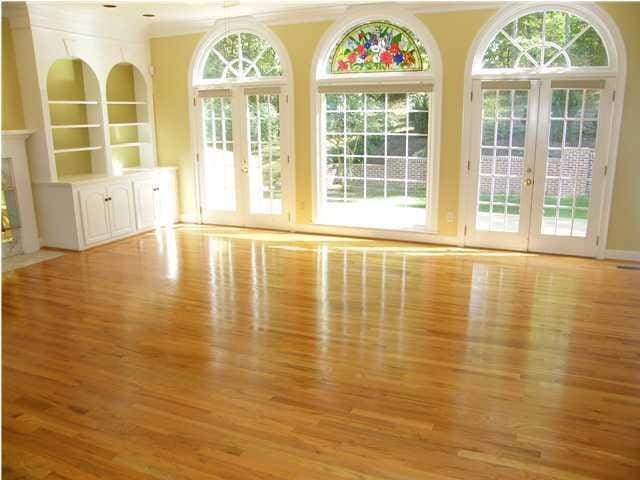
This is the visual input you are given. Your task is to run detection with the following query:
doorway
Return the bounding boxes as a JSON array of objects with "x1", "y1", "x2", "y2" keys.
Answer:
[
  {"x1": 465, "y1": 78, "x2": 612, "y2": 257},
  {"x1": 196, "y1": 86, "x2": 291, "y2": 229}
]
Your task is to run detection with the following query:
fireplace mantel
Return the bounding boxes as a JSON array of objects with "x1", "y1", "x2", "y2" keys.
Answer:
[{"x1": 2, "y1": 129, "x2": 40, "y2": 254}]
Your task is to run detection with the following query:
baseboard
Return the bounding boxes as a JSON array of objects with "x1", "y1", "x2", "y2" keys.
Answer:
[
  {"x1": 179, "y1": 213, "x2": 200, "y2": 223},
  {"x1": 293, "y1": 223, "x2": 461, "y2": 246},
  {"x1": 605, "y1": 249, "x2": 640, "y2": 262}
]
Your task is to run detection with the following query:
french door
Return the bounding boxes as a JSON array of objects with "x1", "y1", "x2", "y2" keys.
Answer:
[
  {"x1": 196, "y1": 86, "x2": 291, "y2": 229},
  {"x1": 466, "y1": 78, "x2": 612, "y2": 257}
]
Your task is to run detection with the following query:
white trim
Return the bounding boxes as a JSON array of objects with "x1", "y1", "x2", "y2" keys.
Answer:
[
  {"x1": 4, "y1": 2, "x2": 148, "y2": 45},
  {"x1": 605, "y1": 250, "x2": 640, "y2": 262},
  {"x1": 187, "y1": 18, "x2": 296, "y2": 229},
  {"x1": 458, "y1": 2, "x2": 627, "y2": 259},
  {"x1": 293, "y1": 223, "x2": 459, "y2": 246},
  {"x1": 309, "y1": 4, "x2": 443, "y2": 234},
  {"x1": 179, "y1": 213, "x2": 201, "y2": 224}
]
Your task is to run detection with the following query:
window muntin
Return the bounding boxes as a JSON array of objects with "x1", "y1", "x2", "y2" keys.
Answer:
[
  {"x1": 481, "y1": 10, "x2": 608, "y2": 71},
  {"x1": 202, "y1": 32, "x2": 282, "y2": 81},
  {"x1": 328, "y1": 21, "x2": 430, "y2": 74},
  {"x1": 322, "y1": 91, "x2": 430, "y2": 228}
]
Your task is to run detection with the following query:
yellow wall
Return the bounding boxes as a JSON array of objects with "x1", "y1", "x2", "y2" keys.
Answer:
[
  {"x1": 270, "y1": 21, "x2": 334, "y2": 224},
  {"x1": 600, "y1": 3, "x2": 640, "y2": 251},
  {"x1": 2, "y1": 17, "x2": 25, "y2": 130},
  {"x1": 151, "y1": 33, "x2": 202, "y2": 214},
  {"x1": 150, "y1": 4, "x2": 640, "y2": 251},
  {"x1": 47, "y1": 59, "x2": 92, "y2": 176},
  {"x1": 417, "y1": 9, "x2": 497, "y2": 235},
  {"x1": 107, "y1": 63, "x2": 141, "y2": 168}
]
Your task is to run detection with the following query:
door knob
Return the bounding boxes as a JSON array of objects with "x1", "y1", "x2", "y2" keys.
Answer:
[
  {"x1": 524, "y1": 178, "x2": 533, "y2": 186},
  {"x1": 241, "y1": 167, "x2": 248, "y2": 173}
]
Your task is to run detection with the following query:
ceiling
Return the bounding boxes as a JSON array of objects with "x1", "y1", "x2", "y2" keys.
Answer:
[{"x1": 36, "y1": 1, "x2": 502, "y2": 37}]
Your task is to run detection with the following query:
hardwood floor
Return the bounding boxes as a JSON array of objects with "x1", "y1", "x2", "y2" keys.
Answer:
[{"x1": 3, "y1": 225, "x2": 640, "y2": 480}]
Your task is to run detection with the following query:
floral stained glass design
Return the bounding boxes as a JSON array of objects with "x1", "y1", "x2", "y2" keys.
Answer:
[
  {"x1": 329, "y1": 22, "x2": 429, "y2": 74},
  {"x1": 481, "y1": 10, "x2": 608, "y2": 70}
]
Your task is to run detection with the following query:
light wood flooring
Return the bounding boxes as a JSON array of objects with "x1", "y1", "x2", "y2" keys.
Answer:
[{"x1": 3, "y1": 225, "x2": 640, "y2": 479}]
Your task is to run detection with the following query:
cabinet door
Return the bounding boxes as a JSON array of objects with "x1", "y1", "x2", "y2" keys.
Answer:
[
  {"x1": 107, "y1": 181, "x2": 135, "y2": 238},
  {"x1": 158, "y1": 170, "x2": 179, "y2": 226},
  {"x1": 133, "y1": 178, "x2": 157, "y2": 230},
  {"x1": 78, "y1": 185, "x2": 110, "y2": 246}
]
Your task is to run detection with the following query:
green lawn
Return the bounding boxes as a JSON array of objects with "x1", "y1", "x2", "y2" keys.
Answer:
[{"x1": 478, "y1": 194, "x2": 589, "y2": 218}]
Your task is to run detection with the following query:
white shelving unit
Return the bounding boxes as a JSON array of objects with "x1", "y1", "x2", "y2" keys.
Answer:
[
  {"x1": 106, "y1": 63, "x2": 156, "y2": 171},
  {"x1": 46, "y1": 58, "x2": 107, "y2": 178},
  {"x1": 53, "y1": 146, "x2": 103, "y2": 154},
  {"x1": 48, "y1": 100, "x2": 99, "y2": 105},
  {"x1": 51, "y1": 124, "x2": 101, "y2": 129},
  {"x1": 5, "y1": 3, "x2": 171, "y2": 251}
]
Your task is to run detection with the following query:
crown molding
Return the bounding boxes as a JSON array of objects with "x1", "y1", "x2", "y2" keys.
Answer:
[
  {"x1": 5, "y1": 2, "x2": 149, "y2": 44},
  {"x1": 149, "y1": 1, "x2": 507, "y2": 38}
]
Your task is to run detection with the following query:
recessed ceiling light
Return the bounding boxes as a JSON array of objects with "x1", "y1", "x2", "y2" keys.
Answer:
[
  {"x1": 142, "y1": 13, "x2": 155, "y2": 18},
  {"x1": 103, "y1": 4, "x2": 117, "y2": 8}
]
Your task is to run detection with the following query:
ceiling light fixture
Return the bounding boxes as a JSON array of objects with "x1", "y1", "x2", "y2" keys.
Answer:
[
  {"x1": 103, "y1": 4, "x2": 117, "y2": 8},
  {"x1": 142, "y1": 13, "x2": 155, "y2": 17}
]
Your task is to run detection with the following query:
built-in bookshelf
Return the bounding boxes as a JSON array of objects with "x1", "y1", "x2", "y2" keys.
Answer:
[
  {"x1": 47, "y1": 59, "x2": 107, "y2": 178},
  {"x1": 107, "y1": 63, "x2": 154, "y2": 173}
]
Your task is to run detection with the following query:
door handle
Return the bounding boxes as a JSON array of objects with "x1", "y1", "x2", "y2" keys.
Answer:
[
  {"x1": 241, "y1": 166, "x2": 248, "y2": 173},
  {"x1": 524, "y1": 178, "x2": 533, "y2": 186}
]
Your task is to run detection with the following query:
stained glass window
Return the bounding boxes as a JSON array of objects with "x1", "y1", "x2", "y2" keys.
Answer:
[
  {"x1": 481, "y1": 10, "x2": 608, "y2": 70},
  {"x1": 203, "y1": 32, "x2": 283, "y2": 81},
  {"x1": 328, "y1": 21, "x2": 430, "y2": 74}
]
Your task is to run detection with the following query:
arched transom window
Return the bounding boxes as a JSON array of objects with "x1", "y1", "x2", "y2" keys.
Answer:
[
  {"x1": 328, "y1": 21, "x2": 430, "y2": 74},
  {"x1": 201, "y1": 32, "x2": 282, "y2": 82},
  {"x1": 480, "y1": 9, "x2": 609, "y2": 71}
]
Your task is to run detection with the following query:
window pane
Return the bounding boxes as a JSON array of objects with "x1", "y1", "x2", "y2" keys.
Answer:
[
  {"x1": 476, "y1": 89, "x2": 528, "y2": 233},
  {"x1": 321, "y1": 92, "x2": 430, "y2": 228},
  {"x1": 541, "y1": 88, "x2": 600, "y2": 237},
  {"x1": 202, "y1": 97, "x2": 235, "y2": 211},
  {"x1": 247, "y1": 94, "x2": 282, "y2": 215},
  {"x1": 366, "y1": 112, "x2": 385, "y2": 132}
]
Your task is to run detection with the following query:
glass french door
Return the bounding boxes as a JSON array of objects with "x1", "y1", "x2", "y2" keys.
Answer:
[
  {"x1": 466, "y1": 79, "x2": 612, "y2": 257},
  {"x1": 197, "y1": 86, "x2": 290, "y2": 228}
]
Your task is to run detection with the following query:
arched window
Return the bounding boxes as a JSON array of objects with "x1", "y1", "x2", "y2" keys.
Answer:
[
  {"x1": 462, "y1": 4, "x2": 625, "y2": 258},
  {"x1": 201, "y1": 32, "x2": 282, "y2": 81},
  {"x1": 190, "y1": 21, "x2": 294, "y2": 230},
  {"x1": 328, "y1": 21, "x2": 430, "y2": 74},
  {"x1": 312, "y1": 10, "x2": 442, "y2": 232},
  {"x1": 476, "y1": 9, "x2": 612, "y2": 73}
]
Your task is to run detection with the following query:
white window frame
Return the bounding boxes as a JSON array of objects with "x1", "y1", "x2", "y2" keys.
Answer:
[
  {"x1": 310, "y1": 5, "x2": 443, "y2": 234},
  {"x1": 458, "y1": 2, "x2": 627, "y2": 258},
  {"x1": 188, "y1": 18, "x2": 296, "y2": 225}
]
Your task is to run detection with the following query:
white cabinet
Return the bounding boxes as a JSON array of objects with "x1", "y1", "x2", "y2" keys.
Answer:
[
  {"x1": 33, "y1": 167, "x2": 178, "y2": 251},
  {"x1": 107, "y1": 182, "x2": 135, "y2": 237},
  {"x1": 78, "y1": 180, "x2": 135, "y2": 246},
  {"x1": 133, "y1": 169, "x2": 178, "y2": 231},
  {"x1": 133, "y1": 178, "x2": 158, "y2": 230},
  {"x1": 78, "y1": 184, "x2": 111, "y2": 245}
]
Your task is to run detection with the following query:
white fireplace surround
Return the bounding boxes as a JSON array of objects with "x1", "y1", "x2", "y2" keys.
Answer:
[{"x1": 2, "y1": 130, "x2": 40, "y2": 255}]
